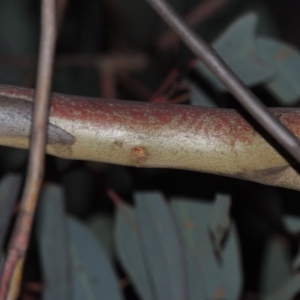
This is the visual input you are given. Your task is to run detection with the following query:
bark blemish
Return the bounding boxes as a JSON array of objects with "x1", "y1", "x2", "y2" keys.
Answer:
[
  {"x1": 131, "y1": 146, "x2": 148, "y2": 161},
  {"x1": 113, "y1": 140, "x2": 123, "y2": 148}
]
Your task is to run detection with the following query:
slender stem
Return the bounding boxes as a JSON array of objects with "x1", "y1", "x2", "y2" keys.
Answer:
[
  {"x1": 156, "y1": 0, "x2": 228, "y2": 51},
  {"x1": 0, "y1": 53, "x2": 148, "y2": 71},
  {"x1": 99, "y1": 69, "x2": 117, "y2": 99},
  {"x1": 145, "y1": 0, "x2": 300, "y2": 164},
  {"x1": 0, "y1": 0, "x2": 56, "y2": 298},
  {"x1": 56, "y1": 0, "x2": 68, "y2": 33},
  {"x1": 117, "y1": 74, "x2": 153, "y2": 101}
]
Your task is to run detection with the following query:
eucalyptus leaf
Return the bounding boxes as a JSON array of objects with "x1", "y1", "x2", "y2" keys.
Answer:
[
  {"x1": 284, "y1": 216, "x2": 300, "y2": 234},
  {"x1": 0, "y1": 173, "x2": 21, "y2": 249},
  {"x1": 220, "y1": 223, "x2": 242, "y2": 299},
  {"x1": 257, "y1": 37, "x2": 300, "y2": 105},
  {"x1": 0, "y1": 252, "x2": 4, "y2": 274},
  {"x1": 208, "y1": 194, "x2": 231, "y2": 255},
  {"x1": 283, "y1": 216, "x2": 300, "y2": 270},
  {"x1": 264, "y1": 273, "x2": 300, "y2": 300},
  {"x1": 171, "y1": 199, "x2": 221, "y2": 300},
  {"x1": 115, "y1": 204, "x2": 154, "y2": 300},
  {"x1": 87, "y1": 213, "x2": 114, "y2": 258},
  {"x1": 190, "y1": 81, "x2": 216, "y2": 107},
  {"x1": 37, "y1": 185, "x2": 72, "y2": 300},
  {"x1": 68, "y1": 216, "x2": 123, "y2": 300},
  {"x1": 171, "y1": 198, "x2": 242, "y2": 300},
  {"x1": 134, "y1": 192, "x2": 188, "y2": 300},
  {"x1": 260, "y1": 236, "x2": 292, "y2": 296},
  {"x1": 196, "y1": 13, "x2": 273, "y2": 91}
]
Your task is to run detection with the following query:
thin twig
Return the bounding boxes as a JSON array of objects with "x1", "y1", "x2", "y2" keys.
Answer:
[
  {"x1": 145, "y1": 0, "x2": 300, "y2": 165},
  {"x1": 106, "y1": 188, "x2": 139, "y2": 233},
  {"x1": 156, "y1": 0, "x2": 228, "y2": 51},
  {"x1": 0, "y1": 53, "x2": 148, "y2": 72},
  {"x1": 0, "y1": 0, "x2": 56, "y2": 299},
  {"x1": 99, "y1": 69, "x2": 117, "y2": 99},
  {"x1": 117, "y1": 74, "x2": 153, "y2": 101},
  {"x1": 106, "y1": 188, "x2": 124, "y2": 208},
  {"x1": 150, "y1": 68, "x2": 179, "y2": 101},
  {"x1": 56, "y1": 0, "x2": 69, "y2": 34}
]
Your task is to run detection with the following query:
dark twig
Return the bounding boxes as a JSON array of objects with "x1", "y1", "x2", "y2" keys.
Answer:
[
  {"x1": 0, "y1": 53, "x2": 148, "y2": 72},
  {"x1": 106, "y1": 188, "x2": 124, "y2": 208},
  {"x1": 0, "y1": 0, "x2": 56, "y2": 299},
  {"x1": 106, "y1": 188, "x2": 139, "y2": 233},
  {"x1": 150, "y1": 68, "x2": 179, "y2": 101},
  {"x1": 156, "y1": 0, "x2": 228, "y2": 51},
  {"x1": 56, "y1": 0, "x2": 68, "y2": 33},
  {"x1": 99, "y1": 69, "x2": 117, "y2": 99},
  {"x1": 145, "y1": 0, "x2": 300, "y2": 164},
  {"x1": 118, "y1": 74, "x2": 153, "y2": 101}
]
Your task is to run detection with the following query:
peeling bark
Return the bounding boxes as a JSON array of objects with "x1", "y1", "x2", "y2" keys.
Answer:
[{"x1": 0, "y1": 84, "x2": 300, "y2": 190}]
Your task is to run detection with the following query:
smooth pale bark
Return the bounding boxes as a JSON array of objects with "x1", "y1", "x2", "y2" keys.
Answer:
[{"x1": 0, "y1": 84, "x2": 300, "y2": 190}]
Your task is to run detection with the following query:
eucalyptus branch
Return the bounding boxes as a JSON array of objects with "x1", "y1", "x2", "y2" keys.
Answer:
[
  {"x1": 0, "y1": 84, "x2": 299, "y2": 191},
  {"x1": 145, "y1": 0, "x2": 300, "y2": 165},
  {"x1": 0, "y1": 0, "x2": 56, "y2": 298}
]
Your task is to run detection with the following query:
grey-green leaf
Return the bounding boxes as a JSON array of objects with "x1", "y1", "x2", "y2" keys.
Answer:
[
  {"x1": 220, "y1": 223, "x2": 242, "y2": 300},
  {"x1": 257, "y1": 37, "x2": 300, "y2": 105},
  {"x1": 190, "y1": 81, "x2": 216, "y2": 107},
  {"x1": 284, "y1": 216, "x2": 300, "y2": 234},
  {"x1": 208, "y1": 194, "x2": 231, "y2": 255},
  {"x1": 134, "y1": 192, "x2": 188, "y2": 300},
  {"x1": 68, "y1": 216, "x2": 123, "y2": 300},
  {"x1": 197, "y1": 13, "x2": 273, "y2": 91},
  {"x1": 264, "y1": 273, "x2": 300, "y2": 300},
  {"x1": 0, "y1": 253, "x2": 4, "y2": 274},
  {"x1": 260, "y1": 236, "x2": 292, "y2": 296},
  {"x1": 37, "y1": 185, "x2": 72, "y2": 300},
  {"x1": 115, "y1": 204, "x2": 154, "y2": 300},
  {"x1": 0, "y1": 173, "x2": 21, "y2": 249},
  {"x1": 171, "y1": 198, "x2": 242, "y2": 300},
  {"x1": 87, "y1": 213, "x2": 114, "y2": 258},
  {"x1": 171, "y1": 199, "x2": 221, "y2": 300},
  {"x1": 283, "y1": 216, "x2": 300, "y2": 270}
]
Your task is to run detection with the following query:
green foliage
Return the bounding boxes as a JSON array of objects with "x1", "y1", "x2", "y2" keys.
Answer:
[
  {"x1": 259, "y1": 216, "x2": 300, "y2": 300},
  {"x1": 115, "y1": 192, "x2": 242, "y2": 300},
  {"x1": 87, "y1": 212, "x2": 115, "y2": 258},
  {"x1": 0, "y1": 174, "x2": 21, "y2": 249},
  {"x1": 68, "y1": 217, "x2": 123, "y2": 300},
  {"x1": 261, "y1": 237, "x2": 292, "y2": 297},
  {"x1": 257, "y1": 37, "x2": 300, "y2": 105},
  {"x1": 116, "y1": 204, "x2": 154, "y2": 300},
  {"x1": 37, "y1": 185, "x2": 71, "y2": 300},
  {"x1": 36, "y1": 184, "x2": 123, "y2": 300},
  {"x1": 195, "y1": 12, "x2": 300, "y2": 105},
  {"x1": 196, "y1": 13, "x2": 273, "y2": 91},
  {"x1": 171, "y1": 195, "x2": 241, "y2": 300},
  {"x1": 189, "y1": 81, "x2": 216, "y2": 107},
  {"x1": 32, "y1": 184, "x2": 300, "y2": 300}
]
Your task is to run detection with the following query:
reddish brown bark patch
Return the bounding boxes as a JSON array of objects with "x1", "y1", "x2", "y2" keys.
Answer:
[
  {"x1": 273, "y1": 109, "x2": 300, "y2": 138},
  {"x1": 132, "y1": 146, "x2": 148, "y2": 159},
  {"x1": 131, "y1": 146, "x2": 149, "y2": 166}
]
